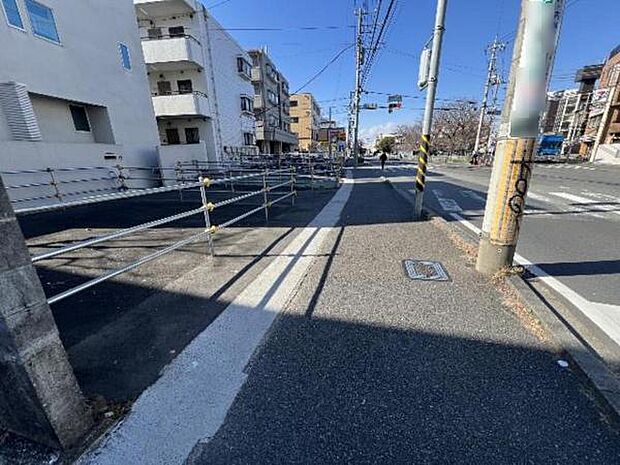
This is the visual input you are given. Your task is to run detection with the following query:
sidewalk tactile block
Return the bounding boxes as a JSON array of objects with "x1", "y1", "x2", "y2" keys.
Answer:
[{"x1": 403, "y1": 260, "x2": 450, "y2": 282}]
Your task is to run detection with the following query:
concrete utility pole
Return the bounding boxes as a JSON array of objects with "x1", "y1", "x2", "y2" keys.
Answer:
[
  {"x1": 0, "y1": 176, "x2": 92, "y2": 447},
  {"x1": 414, "y1": 0, "x2": 448, "y2": 218},
  {"x1": 473, "y1": 38, "x2": 505, "y2": 159},
  {"x1": 477, "y1": 0, "x2": 565, "y2": 275},
  {"x1": 328, "y1": 106, "x2": 333, "y2": 159},
  {"x1": 352, "y1": 7, "x2": 364, "y2": 168}
]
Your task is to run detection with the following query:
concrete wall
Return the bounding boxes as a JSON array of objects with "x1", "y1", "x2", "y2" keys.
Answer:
[{"x1": 0, "y1": 0, "x2": 160, "y2": 172}]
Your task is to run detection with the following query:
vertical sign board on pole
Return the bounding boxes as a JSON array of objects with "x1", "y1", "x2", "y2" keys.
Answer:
[{"x1": 510, "y1": 0, "x2": 564, "y2": 137}]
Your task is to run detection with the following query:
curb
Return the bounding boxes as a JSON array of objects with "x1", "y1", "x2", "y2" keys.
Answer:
[{"x1": 386, "y1": 178, "x2": 620, "y2": 425}]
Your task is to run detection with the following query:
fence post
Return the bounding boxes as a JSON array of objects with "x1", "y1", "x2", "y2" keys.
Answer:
[
  {"x1": 291, "y1": 168, "x2": 296, "y2": 206},
  {"x1": 47, "y1": 167, "x2": 63, "y2": 204},
  {"x1": 198, "y1": 177, "x2": 215, "y2": 257},
  {"x1": 262, "y1": 170, "x2": 269, "y2": 223}
]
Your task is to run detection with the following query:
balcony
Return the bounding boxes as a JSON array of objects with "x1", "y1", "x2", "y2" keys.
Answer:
[
  {"x1": 253, "y1": 95, "x2": 263, "y2": 109},
  {"x1": 251, "y1": 68, "x2": 262, "y2": 82},
  {"x1": 152, "y1": 91, "x2": 210, "y2": 118},
  {"x1": 135, "y1": 0, "x2": 197, "y2": 20},
  {"x1": 142, "y1": 35, "x2": 203, "y2": 70}
]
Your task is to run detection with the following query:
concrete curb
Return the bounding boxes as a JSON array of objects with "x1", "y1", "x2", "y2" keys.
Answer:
[{"x1": 386, "y1": 178, "x2": 620, "y2": 425}]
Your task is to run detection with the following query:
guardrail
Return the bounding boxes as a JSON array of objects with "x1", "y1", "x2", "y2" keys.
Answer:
[{"x1": 31, "y1": 168, "x2": 296, "y2": 305}]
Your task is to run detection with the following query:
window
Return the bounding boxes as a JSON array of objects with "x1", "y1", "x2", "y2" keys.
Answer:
[
  {"x1": 241, "y1": 96, "x2": 253, "y2": 113},
  {"x1": 290, "y1": 100, "x2": 298, "y2": 107},
  {"x1": 25, "y1": 0, "x2": 59, "y2": 43},
  {"x1": 267, "y1": 90, "x2": 278, "y2": 105},
  {"x1": 291, "y1": 117, "x2": 299, "y2": 123},
  {"x1": 2, "y1": 0, "x2": 24, "y2": 29},
  {"x1": 269, "y1": 115, "x2": 279, "y2": 128},
  {"x1": 69, "y1": 105, "x2": 90, "y2": 132},
  {"x1": 237, "y1": 57, "x2": 252, "y2": 78},
  {"x1": 177, "y1": 80, "x2": 193, "y2": 94},
  {"x1": 119, "y1": 43, "x2": 131, "y2": 70},
  {"x1": 147, "y1": 27, "x2": 162, "y2": 40},
  {"x1": 168, "y1": 26, "x2": 184, "y2": 38},
  {"x1": 157, "y1": 81, "x2": 172, "y2": 95},
  {"x1": 243, "y1": 132, "x2": 255, "y2": 146},
  {"x1": 185, "y1": 127, "x2": 200, "y2": 144},
  {"x1": 165, "y1": 128, "x2": 180, "y2": 145}
]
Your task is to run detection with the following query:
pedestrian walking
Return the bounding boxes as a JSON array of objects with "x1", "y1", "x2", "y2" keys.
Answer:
[{"x1": 379, "y1": 152, "x2": 388, "y2": 171}]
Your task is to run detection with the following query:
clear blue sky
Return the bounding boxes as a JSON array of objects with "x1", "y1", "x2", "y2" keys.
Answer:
[{"x1": 204, "y1": 0, "x2": 619, "y2": 142}]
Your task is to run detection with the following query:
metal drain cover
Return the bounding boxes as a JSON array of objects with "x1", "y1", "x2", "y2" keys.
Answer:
[{"x1": 403, "y1": 260, "x2": 450, "y2": 282}]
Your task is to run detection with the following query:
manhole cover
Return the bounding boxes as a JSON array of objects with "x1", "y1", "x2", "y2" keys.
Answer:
[{"x1": 403, "y1": 260, "x2": 450, "y2": 282}]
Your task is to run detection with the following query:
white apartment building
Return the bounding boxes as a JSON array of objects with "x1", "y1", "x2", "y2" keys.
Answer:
[
  {"x1": 135, "y1": 0, "x2": 256, "y2": 165},
  {"x1": 0, "y1": 0, "x2": 160, "y2": 175}
]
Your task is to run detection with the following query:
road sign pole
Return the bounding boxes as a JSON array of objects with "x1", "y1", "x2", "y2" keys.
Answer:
[
  {"x1": 476, "y1": 0, "x2": 565, "y2": 276},
  {"x1": 414, "y1": 0, "x2": 448, "y2": 219}
]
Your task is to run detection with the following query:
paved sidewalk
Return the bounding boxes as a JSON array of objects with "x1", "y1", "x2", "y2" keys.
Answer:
[{"x1": 187, "y1": 167, "x2": 620, "y2": 464}]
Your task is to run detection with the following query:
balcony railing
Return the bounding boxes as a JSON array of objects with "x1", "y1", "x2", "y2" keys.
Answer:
[
  {"x1": 141, "y1": 34, "x2": 203, "y2": 69},
  {"x1": 151, "y1": 91, "x2": 210, "y2": 118}
]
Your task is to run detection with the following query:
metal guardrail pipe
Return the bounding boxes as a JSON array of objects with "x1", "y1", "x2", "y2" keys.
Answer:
[{"x1": 15, "y1": 170, "x2": 291, "y2": 215}]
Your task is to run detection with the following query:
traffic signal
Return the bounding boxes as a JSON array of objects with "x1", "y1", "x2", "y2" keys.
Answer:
[{"x1": 388, "y1": 95, "x2": 402, "y2": 113}]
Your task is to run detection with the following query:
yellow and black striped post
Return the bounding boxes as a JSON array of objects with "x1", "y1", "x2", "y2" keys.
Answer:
[{"x1": 416, "y1": 134, "x2": 430, "y2": 192}]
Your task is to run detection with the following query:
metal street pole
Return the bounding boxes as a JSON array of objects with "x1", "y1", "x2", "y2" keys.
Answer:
[
  {"x1": 414, "y1": 0, "x2": 448, "y2": 218},
  {"x1": 476, "y1": 0, "x2": 565, "y2": 276},
  {"x1": 328, "y1": 106, "x2": 333, "y2": 159},
  {"x1": 352, "y1": 7, "x2": 364, "y2": 168}
]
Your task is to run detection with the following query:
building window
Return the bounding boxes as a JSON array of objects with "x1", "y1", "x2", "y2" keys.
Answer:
[
  {"x1": 290, "y1": 100, "x2": 298, "y2": 107},
  {"x1": 69, "y1": 105, "x2": 90, "y2": 132},
  {"x1": 185, "y1": 127, "x2": 200, "y2": 144},
  {"x1": 168, "y1": 26, "x2": 185, "y2": 38},
  {"x1": 237, "y1": 57, "x2": 252, "y2": 79},
  {"x1": 267, "y1": 90, "x2": 278, "y2": 105},
  {"x1": 241, "y1": 96, "x2": 253, "y2": 113},
  {"x1": 177, "y1": 80, "x2": 193, "y2": 94},
  {"x1": 25, "y1": 0, "x2": 59, "y2": 43},
  {"x1": 147, "y1": 27, "x2": 163, "y2": 40},
  {"x1": 291, "y1": 117, "x2": 299, "y2": 123},
  {"x1": 157, "y1": 81, "x2": 172, "y2": 96},
  {"x1": 1, "y1": 0, "x2": 24, "y2": 29},
  {"x1": 119, "y1": 43, "x2": 132, "y2": 70},
  {"x1": 243, "y1": 132, "x2": 255, "y2": 146},
  {"x1": 166, "y1": 128, "x2": 180, "y2": 145}
]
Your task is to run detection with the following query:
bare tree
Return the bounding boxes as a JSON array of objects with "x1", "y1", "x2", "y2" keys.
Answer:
[
  {"x1": 396, "y1": 123, "x2": 423, "y2": 154},
  {"x1": 432, "y1": 101, "x2": 489, "y2": 157}
]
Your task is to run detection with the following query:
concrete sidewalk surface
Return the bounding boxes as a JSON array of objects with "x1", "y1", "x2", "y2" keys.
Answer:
[{"x1": 82, "y1": 167, "x2": 619, "y2": 464}]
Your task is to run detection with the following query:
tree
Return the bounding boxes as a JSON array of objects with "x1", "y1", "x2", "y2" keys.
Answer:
[
  {"x1": 432, "y1": 100, "x2": 489, "y2": 157},
  {"x1": 376, "y1": 136, "x2": 396, "y2": 154},
  {"x1": 396, "y1": 123, "x2": 423, "y2": 154}
]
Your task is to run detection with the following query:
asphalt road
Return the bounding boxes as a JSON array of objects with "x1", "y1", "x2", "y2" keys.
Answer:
[{"x1": 386, "y1": 160, "x2": 620, "y2": 350}]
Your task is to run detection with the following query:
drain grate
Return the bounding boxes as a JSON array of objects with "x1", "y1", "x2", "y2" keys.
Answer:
[{"x1": 403, "y1": 260, "x2": 450, "y2": 282}]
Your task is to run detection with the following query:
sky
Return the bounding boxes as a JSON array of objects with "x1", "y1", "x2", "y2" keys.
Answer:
[{"x1": 204, "y1": 0, "x2": 619, "y2": 143}]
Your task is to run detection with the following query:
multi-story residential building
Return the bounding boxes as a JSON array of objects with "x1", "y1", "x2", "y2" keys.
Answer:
[
  {"x1": 290, "y1": 93, "x2": 321, "y2": 152},
  {"x1": 590, "y1": 45, "x2": 620, "y2": 162},
  {"x1": 248, "y1": 48, "x2": 297, "y2": 154},
  {"x1": 135, "y1": 0, "x2": 256, "y2": 164},
  {"x1": 0, "y1": 0, "x2": 159, "y2": 174}
]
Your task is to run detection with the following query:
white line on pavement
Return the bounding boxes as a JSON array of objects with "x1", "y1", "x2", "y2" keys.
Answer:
[
  {"x1": 446, "y1": 213, "x2": 620, "y2": 348},
  {"x1": 550, "y1": 192, "x2": 620, "y2": 217},
  {"x1": 79, "y1": 182, "x2": 354, "y2": 465}
]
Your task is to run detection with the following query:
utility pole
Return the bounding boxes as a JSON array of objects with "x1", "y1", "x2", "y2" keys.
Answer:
[
  {"x1": 414, "y1": 0, "x2": 448, "y2": 218},
  {"x1": 328, "y1": 106, "x2": 333, "y2": 159},
  {"x1": 476, "y1": 0, "x2": 565, "y2": 276},
  {"x1": 473, "y1": 38, "x2": 505, "y2": 160},
  {"x1": 352, "y1": 7, "x2": 364, "y2": 168}
]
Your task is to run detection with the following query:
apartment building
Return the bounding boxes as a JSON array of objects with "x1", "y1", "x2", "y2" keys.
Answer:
[
  {"x1": 248, "y1": 48, "x2": 297, "y2": 154},
  {"x1": 135, "y1": 0, "x2": 256, "y2": 165},
  {"x1": 0, "y1": 0, "x2": 159, "y2": 174},
  {"x1": 290, "y1": 93, "x2": 321, "y2": 152},
  {"x1": 590, "y1": 45, "x2": 620, "y2": 162}
]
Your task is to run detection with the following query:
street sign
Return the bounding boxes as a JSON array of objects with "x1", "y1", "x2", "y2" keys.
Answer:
[
  {"x1": 362, "y1": 103, "x2": 378, "y2": 110},
  {"x1": 388, "y1": 95, "x2": 402, "y2": 113},
  {"x1": 418, "y1": 48, "x2": 431, "y2": 90}
]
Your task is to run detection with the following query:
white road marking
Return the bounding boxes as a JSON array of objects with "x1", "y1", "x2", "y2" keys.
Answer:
[
  {"x1": 550, "y1": 192, "x2": 620, "y2": 217},
  {"x1": 79, "y1": 182, "x2": 354, "y2": 465},
  {"x1": 432, "y1": 189, "x2": 463, "y2": 212},
  {"x1": 461, "y1": 190, "x2": 487, "y2": 203},
  {"x1": 447, "y1": 214, "x2": 620, "y2": 348}
]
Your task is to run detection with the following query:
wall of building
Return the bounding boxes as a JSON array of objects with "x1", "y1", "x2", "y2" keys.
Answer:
[
  {"x1": 0, "y1": 0, "x2": 160, "y2": 172},
  {"x1": 204, "y1": 12, "x2": 255, "y2": 152}
]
